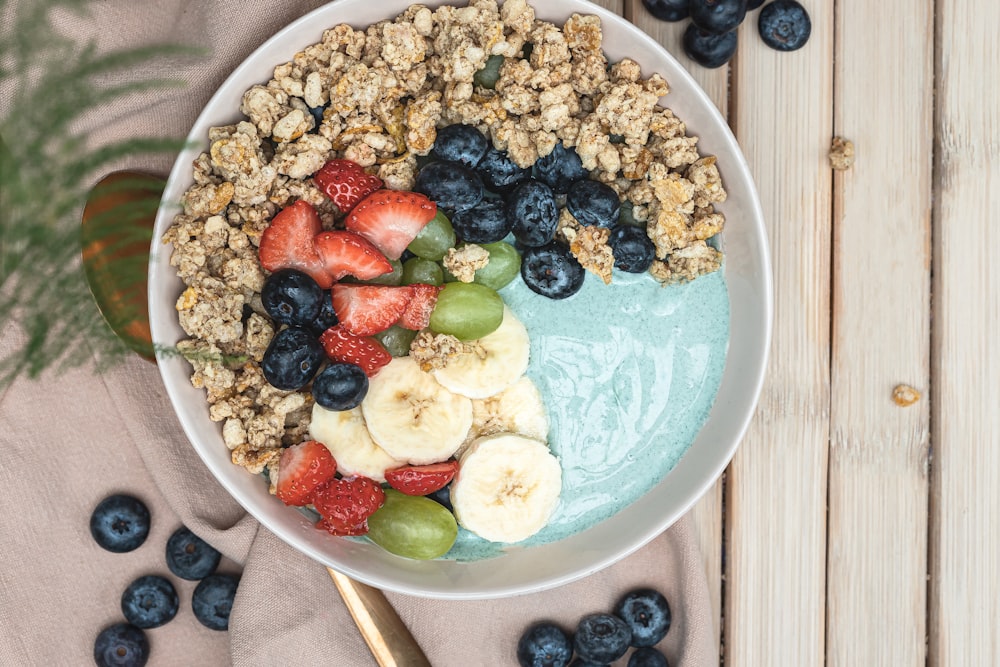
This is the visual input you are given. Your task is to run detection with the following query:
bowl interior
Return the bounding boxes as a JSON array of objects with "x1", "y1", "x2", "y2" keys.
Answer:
[{"x1": 148, "y1": 0, "x2": 771, "y2": 599}]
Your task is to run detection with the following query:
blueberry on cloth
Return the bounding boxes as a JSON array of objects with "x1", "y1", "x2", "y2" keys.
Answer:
[
  {"x1": 432, "y1": 124, "x2": 489, "y2": 168},
  {"x1": 507, "y1": 180, "x2": 559, "y2": 247},
  {"x1": 574, "y1": 613, "x2": 631, "y2": 664},
  {"x1": 682, "y1": 23, "x2": 739, "y2": 69},
  {"x1": 308, "y1": 290, "x2": 338, "y2": 336},
  {"x1": 628, "y1": 646, "x2": 670, "y2": 667},
  {"x1": 451, "y1": 197, "x2": 513, "y2": 244},
  {"x1": 312, "y1": 362, "x2": 369, "y2": 411},
  {"x1": 262, "y1": 268, "x2": 324, "y2": 327},
  {"x1": 566, "y1": 179, "x2": 621, "y2": 229},
  {"x1": 94, "y1": 623, "x2": 149, "y2": 667},
  {"x1": 261, "y1": 325, "x2": 325, "y2": 391},
  {"x1": 517, "y1": 622, "x2": 574, "y2": 667},
  {"x1": 614, "y1": 588, "x2": 672, "y2": 647},
  {"x1": 121, "y1": 575, "x2": 179, "y2": 629},
  {"x1": 758, "y1": 0, "x2": 811, "y2": 51},
  {"x1": 608, "y1": 225, "x2": 656, "y2": 274},
  {"x1": 476, "y1": 146, "x2": 531, "y2": 193},
  {"x1": 414, "y1": 160, "x2": 484, "y2": 213},
  {"x1": 533, "y1": 142, "x2": 588, "y2": 195},
  {"x1": 192, "y1": 573, "x2": 240, "y2": 631},
  {"x1": 520, "y1": 242, "x2": 586, "y2": 300},
  {"x1": 90, "y1": 494, "x2": 150, "y2": 553},
  {"x1": 166, "y1": 526, "x2": 222, "y2": 581},
  {"x1": 689, "y1": 0, "x2": 749, "y2": 34},
  {"x1": 641, "y1": 0, "x2": 690, "y2": 22}
]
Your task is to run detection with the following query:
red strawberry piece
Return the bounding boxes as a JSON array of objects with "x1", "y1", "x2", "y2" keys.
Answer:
[
  {"x1": 397, "y1": 283, "x2": 441, "y2": 331},
  {"x1": 345, "y1": 189, "x2": 437, "y2": 260},
  {"x1": 313, "y1": 159, "x2": 383, "y2": 214},
  {"x1": 275, "y1": 440, "x2": 338, "y2": 507},
  {"x1": 312, "y1": 476, "x2": 385, "y2": 536},
  {"x1": 316, "y1": 517, "x2": 368, "y2": 537},
  {"x1": 319, "y1": 325, "x2": 392, "y2": 377},
  {"x1": 259, "y1": 200, "x2": 333, "y2": 288},
  {"x1": 384, "y1": 460, "x2": 459, "y2": 496},
  {"x1": 314, "y1": 230, "x2": 393, "y2": 282},
  {"x1": 332, "y1": 284, "x2": 414, "y2": 336}
]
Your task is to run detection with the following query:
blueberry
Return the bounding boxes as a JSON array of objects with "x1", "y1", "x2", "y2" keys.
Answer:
[
  {"x1": 689, "y1": 0, "x2": 748, "y2": 34},
  {"x1": 166, "y1": 526, "x2": 222, "y2": 581},
  {"x1": 533, "y1": 143, "x2": 588, "y2": 194},
  {"x1": 758, "y1": 0, "x2": 811, "y2": 51},
  {"x1": 641, "y1": 0, "x2": 690, "y2": 22},
  {"x1": 574, "y1": 613, "x2": 631, "y2": 664},
  {"x1": 192, "y1": 573, "x2": 240, "y2": 631},
  {"x1": 628, "y1": 647, "x2": 669, "y2": 667},
  {"x1": 432, "y1": 124, "x2": 489, "y2": 168},
  {"x1": 608, "y1": 225, "x2": 656, "y2": 273},
  {"x1": 507, "y1": 180, "x2": 559, "y2": 247},
  {"x1": 520, "y1": 242, "x2": 585, "y2": 300},
  {"x1": 312, "y1": 362, "x2": 369, "y2": 411},
  {"x1": 566, "y1": 179, "x2": 621, "y2": 229},
  {"x1": 308, "y1": 290, "x2": 338, "y2": 335},
  {"x1": 516, "y1": 622, "x2": 573, "y2": 667},
  {"x1": 415, "y1": 160, "x2": 484, "y2": 212},
  {"x1": 261, "y1": 325, "x2": 325, "y2": 391},
  {"x1": 747, "y1": 0, "x2": 765, "y2": 8},
  {"x1": 307, "y1": 103, "x2": 327, "y2": 130},
  {"x1": 426, "y1": 483, "x2": 453, "y2": 511},
  {"x1": 451, "y1": 197, "x2": 513, "y2": 244},
  {"x1": 120, "y1": 575, "x2": 179, "y2": 629},
  {"x1": 683, "y1": 23, "x2": 739, "y2": 68},
  {"x1": 94, "y1": 623, "x2": 149, "y2": 667},
  {"x1": 90, "y1": 494, "x2": 150, "y2": 553},
  {"x1": 477, "y1": 146, "x2": 531, "y2": 193},
  {"x1": 614, "y1": 588, "x2": 672, "y2": 647},
  {"x1": 262, "y1": 269, "x2": 324, "y2": 327},
  {"x1": 568, "y1": 660, "x2": 608, "y2": 667}
]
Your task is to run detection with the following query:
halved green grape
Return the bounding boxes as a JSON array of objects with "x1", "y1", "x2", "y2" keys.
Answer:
[
  {"x1": 473, "y1": 241, "x2": 520, "y2": 291},
  {"x1": 343, "y1": 257, "x2": 403, "y2": 285},
  {"x1": 401, "y1": 257, "x2": 444, "y2": 286},
  {"x1": 407, "y1": 210, "x2": 456, "y2": 261},
  {"x1": 429, "y1": 282, "x2": 503, "y2": 341},
  {"x1": 366, "y1": 489, "x2": 458, "y2": 560},
  {"x1": 373, "y1": 325, "x2": 418, "y2": 357},
  {"x1": 473, "y1": 54, "x2": 504, "y2": 89}
]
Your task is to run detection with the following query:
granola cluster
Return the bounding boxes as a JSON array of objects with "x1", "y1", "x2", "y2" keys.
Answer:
[{"x1": 163, "y1": 0, "x2": 727, "y2": 475}]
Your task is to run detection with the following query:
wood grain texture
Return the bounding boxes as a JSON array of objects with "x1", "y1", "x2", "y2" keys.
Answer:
[
  {"x1": 724, "y1": 1, "x2": 835, "y2": 664},
  {"x1": 827, "y1": 0, "x2": 934, "y2": 663},
  {"x1": 929, "y1": 0, "x2": 1000, "y2": 664}
]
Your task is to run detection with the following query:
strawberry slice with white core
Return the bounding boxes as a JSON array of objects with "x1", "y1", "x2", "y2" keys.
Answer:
[
  {"x1": 275, "y1": 440, "x2": 338, "y2": 507},
  {"x1": 345, "y1": 189, "x2": 437, "y2": 260},
  {"x1": 313, "y1": 159, "x2": 383, "y2": 214},
  {"x1": 397, "y1": 283, "x2": 441, "y2": 331},
  {"x1": 259, "y1": 200, "x2": 333, "y2": 288},
  {"x1": 332, "y1": 284, "x2": 414, "y2": 336},
  {"x1": 314, "y1": 230, "x2": 393, "y2": 282}
]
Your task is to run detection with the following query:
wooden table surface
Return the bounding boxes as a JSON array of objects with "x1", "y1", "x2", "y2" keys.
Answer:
[{"x1": 598, "y1": 1, "x2": 999, "y2": 664}]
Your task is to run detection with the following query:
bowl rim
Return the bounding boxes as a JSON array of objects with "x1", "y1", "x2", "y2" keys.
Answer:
[{"x1": 148, "y1": 0, "x2": 772, "y2": 599}]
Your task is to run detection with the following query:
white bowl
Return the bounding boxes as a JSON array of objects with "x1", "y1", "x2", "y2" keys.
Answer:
[{"x1": 149, "y1": 0, "x2": 771, "y2": 599}]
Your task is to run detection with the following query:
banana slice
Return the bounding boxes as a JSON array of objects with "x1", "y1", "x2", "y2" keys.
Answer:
[
  {"x1": 309, "y1": 404, "x2": 405, "y2": 483},
  {"x1": 451, "y1": 433, "x2": 562, "y2": 543},
  {"x1": 432, "y1": 306, "x2": 530, "y2": 399},
  {"x1": 455, "y1": 375, "x2": 551, "y2": 459},
  {"x1": 361, "y1": 356, "x2": 473, "y2": 465}
]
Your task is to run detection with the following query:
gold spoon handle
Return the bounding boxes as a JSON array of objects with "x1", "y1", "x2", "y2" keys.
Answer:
[{"x1": 327, "y1": 568, "x2": 432, "y2": 667}]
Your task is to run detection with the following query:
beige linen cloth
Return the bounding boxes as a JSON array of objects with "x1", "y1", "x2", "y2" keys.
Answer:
[{"x1": 0, "y1": 1, "x2": 716, "y2": 665}]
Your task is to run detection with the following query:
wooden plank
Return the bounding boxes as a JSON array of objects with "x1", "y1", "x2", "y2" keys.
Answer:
[
  {"x1": 826, "y1": 0, "x2": 933, "y2": 663},
  {"x1": 626, "y1": 3, "x2": 730, "y2": 660},
  {"x1": 588, "y1": 0, "x2": 623, "y2": 15},
  {"x1": 724, "y1": 1, "x2": 835, "y2": 664},
  {"x1": 929, "y1": 0, "x2": 1000, "y2": 664}
]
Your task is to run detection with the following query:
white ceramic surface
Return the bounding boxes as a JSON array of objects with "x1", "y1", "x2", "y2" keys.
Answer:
[{"x1": 149, "y1": 0, "x2": 772, "y2": 599}]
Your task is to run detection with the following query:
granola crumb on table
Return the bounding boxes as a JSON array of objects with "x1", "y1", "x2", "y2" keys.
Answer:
[{"x1": 162, "y1": 0, "x2": 729, "y2": 477}]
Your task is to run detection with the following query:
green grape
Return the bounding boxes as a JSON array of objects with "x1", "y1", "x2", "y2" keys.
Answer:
[
  {"x1": 366, "y1": 489, "x2": 458, "y2": 560},
  {"x1": 473, "y1": 241, "x2": 520, "y2": 291},
  {"x1": 407, "y1": 210, "x2": 456, "y2": 261},
  {"x1": 429, "y1": 282, "x2": 504, "y2": 341},
  {"x1": 473, "y1": 54, "x2": 504, "y2": 89},
  {"x1": 401, "y1": 257, "x2": 444, "y2": 286},
  {"x1": 618, "y1": 200, "x2": 644, "y2": 228},
  {"x1": 344, "y1": 257, "x2": 402, "y2": 285},
  {"x1": 373, "y1": 325, "x2": 418, "y2": 357}
]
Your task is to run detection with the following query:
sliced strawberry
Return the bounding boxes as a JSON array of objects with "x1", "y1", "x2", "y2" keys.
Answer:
[
  {"x1": 319, "y1": 325, "x2": 392, "y2": 377},
  {"x1": 345, "y1": 189, "x2": 437, "y2": 260},
  {"x1": 316, "y1": 517, "x2": 368, "y2": 537},
  {"x1": 275, "y1": 440, "x2": 338, "y2": 507},
  {"x1": 259, "y1": 200, "x2": 333, "y2": 288},
  {"x1": 397, "y1": 283, "x2": 441, "y2": 331},
  {"x1": 384, "y1": 460, "x2": 459, "y2": 496},
  {"x1": 312, "y1": 476, "x2": 385, "y2": 536},
  {"x1": 314, "y1": 230, "x2": 393, "y2": 282},
  {"x1": 332, "y1": 284, "x2": 413, "y2": 336},
  {"x1": 314, "y1": 159, "x2": 383, "y2": 214}
]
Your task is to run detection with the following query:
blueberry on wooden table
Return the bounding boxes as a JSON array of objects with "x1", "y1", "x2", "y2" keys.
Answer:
[
  {"x1": 192, "y1": 573, "x2": 240, "y2": 631},
  {"x1": 573, "y1": 613, "x2": 632, "y2": 663},
  {"x1": 90, "y1": 494, "x2": 150, "y2": 553},
  {"x1": 608, "y1": 225, "x2": 656, "y2": 273},
  {"x1": 641, "y1": 0, "x2": 691, "y2": 22},
  {"x1": 261, "y1": 325, "x2": 325, "y2": 391},
  {"x1": 261, "y1": 268, "x2": 324, "y2": 326},
  {"x1": 94, "y1": 623, "x2": 149, "y2": 667},
  {"x1": 533, "y1": 142, "x2": 588, "y2": 195},
  {"x1": 520, "y1": 242, "x2": 586, "y2": 300},
  {"x1": 614, "y1": 588, "x2": 672, "y2": 647},
  {"x1": 516, "y1": 622, "x2": 574, "y2": 667},
  {"x1": 689, "y1": 0, "x2": 749, "y2": 34},
  {"x1": 566, "y1": 179, "x2": 621, "y2": 228},
  {"x1": 166, "y1": 526, "x2": 222, "y2": 580},
  {"x1": 628, "y1": 646, "x2": 670, "y2": 667},
  {"x1": 758, "y1": 0, "x2": 812, "y2": 51},
  {"x1": 431, "y1": 124, "x2": 489, "y2": 168},
  {"x1": 507, "y1": 180, "x2": 559, "y2": 247},
  {"x1": 121, "y1": 575, "x2": 179, "y2": 629},
  {"x1": 683, "y1": 23, "x2": 739, "y2": 68}
]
